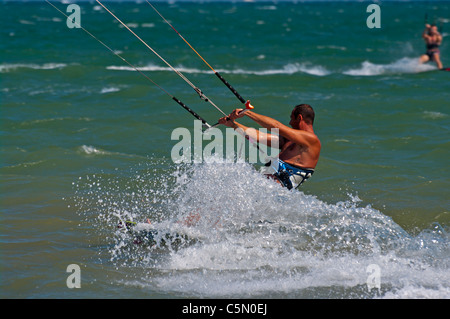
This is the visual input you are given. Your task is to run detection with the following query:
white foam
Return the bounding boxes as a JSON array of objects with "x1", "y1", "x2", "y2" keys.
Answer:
[
  {"x1": 100, "y1": 87, "x2": 121, "y2": 94},
  {"x1": 343, "y1": 57, "x2": 436, "y2": 76},
  {"x1": 106, "y1": 62, "x2": 330, "y2": 77},
  {"x1": 76, "y1": 158, "x2": 449, "y2": 298},
  {"x1": 380, "y1": 285, "x2": 450, "y2": 299},
  {"x1": 317, "y1": 45, "x2": 347, "y2": 51},
  {"x1": 257, "y1": 5, "x2": 277, "y2": 11},
  {"x1": 79, "y1": 145, "x2": 107, "y2": 155},
  {"x1": 20, "y1": 117, "x2": 93, "y2": 126},
  {"x1": 141, "y1": 23, "x2": 155, "y2": 28},
  {"x1": 0, "y1": 63, "x2": 67, "y2": 73},
  {"x1": 423, "y1": 111, "x2": 447, "y2": 119},
  {"x1": 19, "y1": 19, "x2": 35, "y2": 25}
]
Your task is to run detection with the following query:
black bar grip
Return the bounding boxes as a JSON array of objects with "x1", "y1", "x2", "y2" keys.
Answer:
[
  {"x1": 215, "y1": 72, "x2": 246, "y2": 104},
  {"x1": 172, "y1": 97, "x2": 211, "y2": 128}
]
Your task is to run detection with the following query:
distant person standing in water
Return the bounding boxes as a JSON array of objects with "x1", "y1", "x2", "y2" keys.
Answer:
[{"x1": 419, "y1": 24, "x2": 443, "y2": 69}]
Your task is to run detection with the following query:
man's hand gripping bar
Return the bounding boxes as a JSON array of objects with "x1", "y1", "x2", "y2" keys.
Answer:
[{"x1": 205, "y1": 100, "x2": 255, "y2": 131}]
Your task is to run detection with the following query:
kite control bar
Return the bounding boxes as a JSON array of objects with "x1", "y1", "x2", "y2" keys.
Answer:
[
  {"x1": 205, "y1": 100, "x2": 255, "y2": 131},
  {"x1": 239, "y1": 100, "x2": 255, "y2": 115}
]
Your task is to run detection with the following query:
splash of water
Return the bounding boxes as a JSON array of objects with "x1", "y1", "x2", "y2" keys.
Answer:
[
  {"x1": 74, "y1": 157, "x2": 449, "y2": 298},
  {"x1": 343, "y1": 57, "x2": 436, "y2": 76},
  {"x1": 106, "y1": 62, "x2": 331, "y2": 76}
]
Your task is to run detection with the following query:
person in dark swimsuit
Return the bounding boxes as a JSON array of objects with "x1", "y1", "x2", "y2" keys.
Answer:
[{"x1": 419, "y1": 24, "x2": 443, "y2": 69}]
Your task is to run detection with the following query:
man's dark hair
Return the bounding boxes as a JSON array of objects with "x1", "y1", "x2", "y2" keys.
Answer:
[{"x1": 293, "y1": 104, "x2": 315, "y2": 125}]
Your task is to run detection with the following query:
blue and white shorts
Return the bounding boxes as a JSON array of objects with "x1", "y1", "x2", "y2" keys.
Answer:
[{"x1": 264, "y1": 158, "x2": 314, "y2": 190}]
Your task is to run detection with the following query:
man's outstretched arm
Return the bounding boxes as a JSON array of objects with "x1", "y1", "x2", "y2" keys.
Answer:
[
  {"x1": 228, "y1": 109, "x2": 318, "y2": 149},
  {"x1": 218, "y1": 116, "x2": 281, "y2": 148},
  {"x1": 423, "y1": 24, "x2": 431, "y2": 39}
]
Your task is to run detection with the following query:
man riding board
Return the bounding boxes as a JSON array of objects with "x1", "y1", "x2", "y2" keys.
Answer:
[{"x1": 419, "y1": 24, "x2": 443, "y2": 70}]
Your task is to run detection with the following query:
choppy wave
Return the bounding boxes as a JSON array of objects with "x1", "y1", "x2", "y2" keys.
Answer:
[
  {"x1": 107, "y1": 62, "x2": 331, "y2": 77},
  {"x1": 423, "y1": 111, "x2": 448, "y2": 119},
  {"x1": 2, "y1": 58, "x2": 431, "y2": 78},
  {"x1": 78, "y1": 145, "x2": 126, "y2": 157},
  {"x1": 78, "y1": 145, "x2": 110, "y2": 156},
  {"x1": 0, "y1": 63, "x2": 67, "y2": 73},
  {"x1": 75, "y1": 159, "x2": 450, "y2": 299},
  {"x1": 20, "y1": 117, "x2": 94, "y2": 126},
  {"x1": 343, "y1": 57, "x2": 437, "y2": 76},
  {"x1": 77, "y1": 145, "x2": 148, "y2": 160},
  {"x1": 106, "y1": 57, "x2": 438, "y2": 78},
  {"x1": 100, "y1": 87, "x2": 121, "y2": 94}
]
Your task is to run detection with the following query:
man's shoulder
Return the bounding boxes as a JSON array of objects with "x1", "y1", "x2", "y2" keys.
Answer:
[
  {"x1": 300, "y1": 129, "x2": 320, "y2": 143},
  {"x1": 286, "y1": 129, "x2": 320, "y2": 148}
]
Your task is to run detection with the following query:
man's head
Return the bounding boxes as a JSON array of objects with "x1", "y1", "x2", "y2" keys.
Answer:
[{"x1": 290, "y1": 104, "x2": 315, "y2": 128}]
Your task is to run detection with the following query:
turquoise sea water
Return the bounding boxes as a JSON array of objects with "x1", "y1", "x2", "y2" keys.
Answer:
[{"x1": 1, "y1": 1, "x2": 449, "y2": 299}]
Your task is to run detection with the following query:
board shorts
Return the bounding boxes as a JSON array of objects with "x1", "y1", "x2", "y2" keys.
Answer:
[
  {"x1": 264, "y1": 158, "x2": 314, "y2": 190},
  {"x1": 426, "y1": 49, "x2": 440, "y2": 61},
  {"x1": 425, "y1": 43, "x2": 440, "y2": 61}
]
